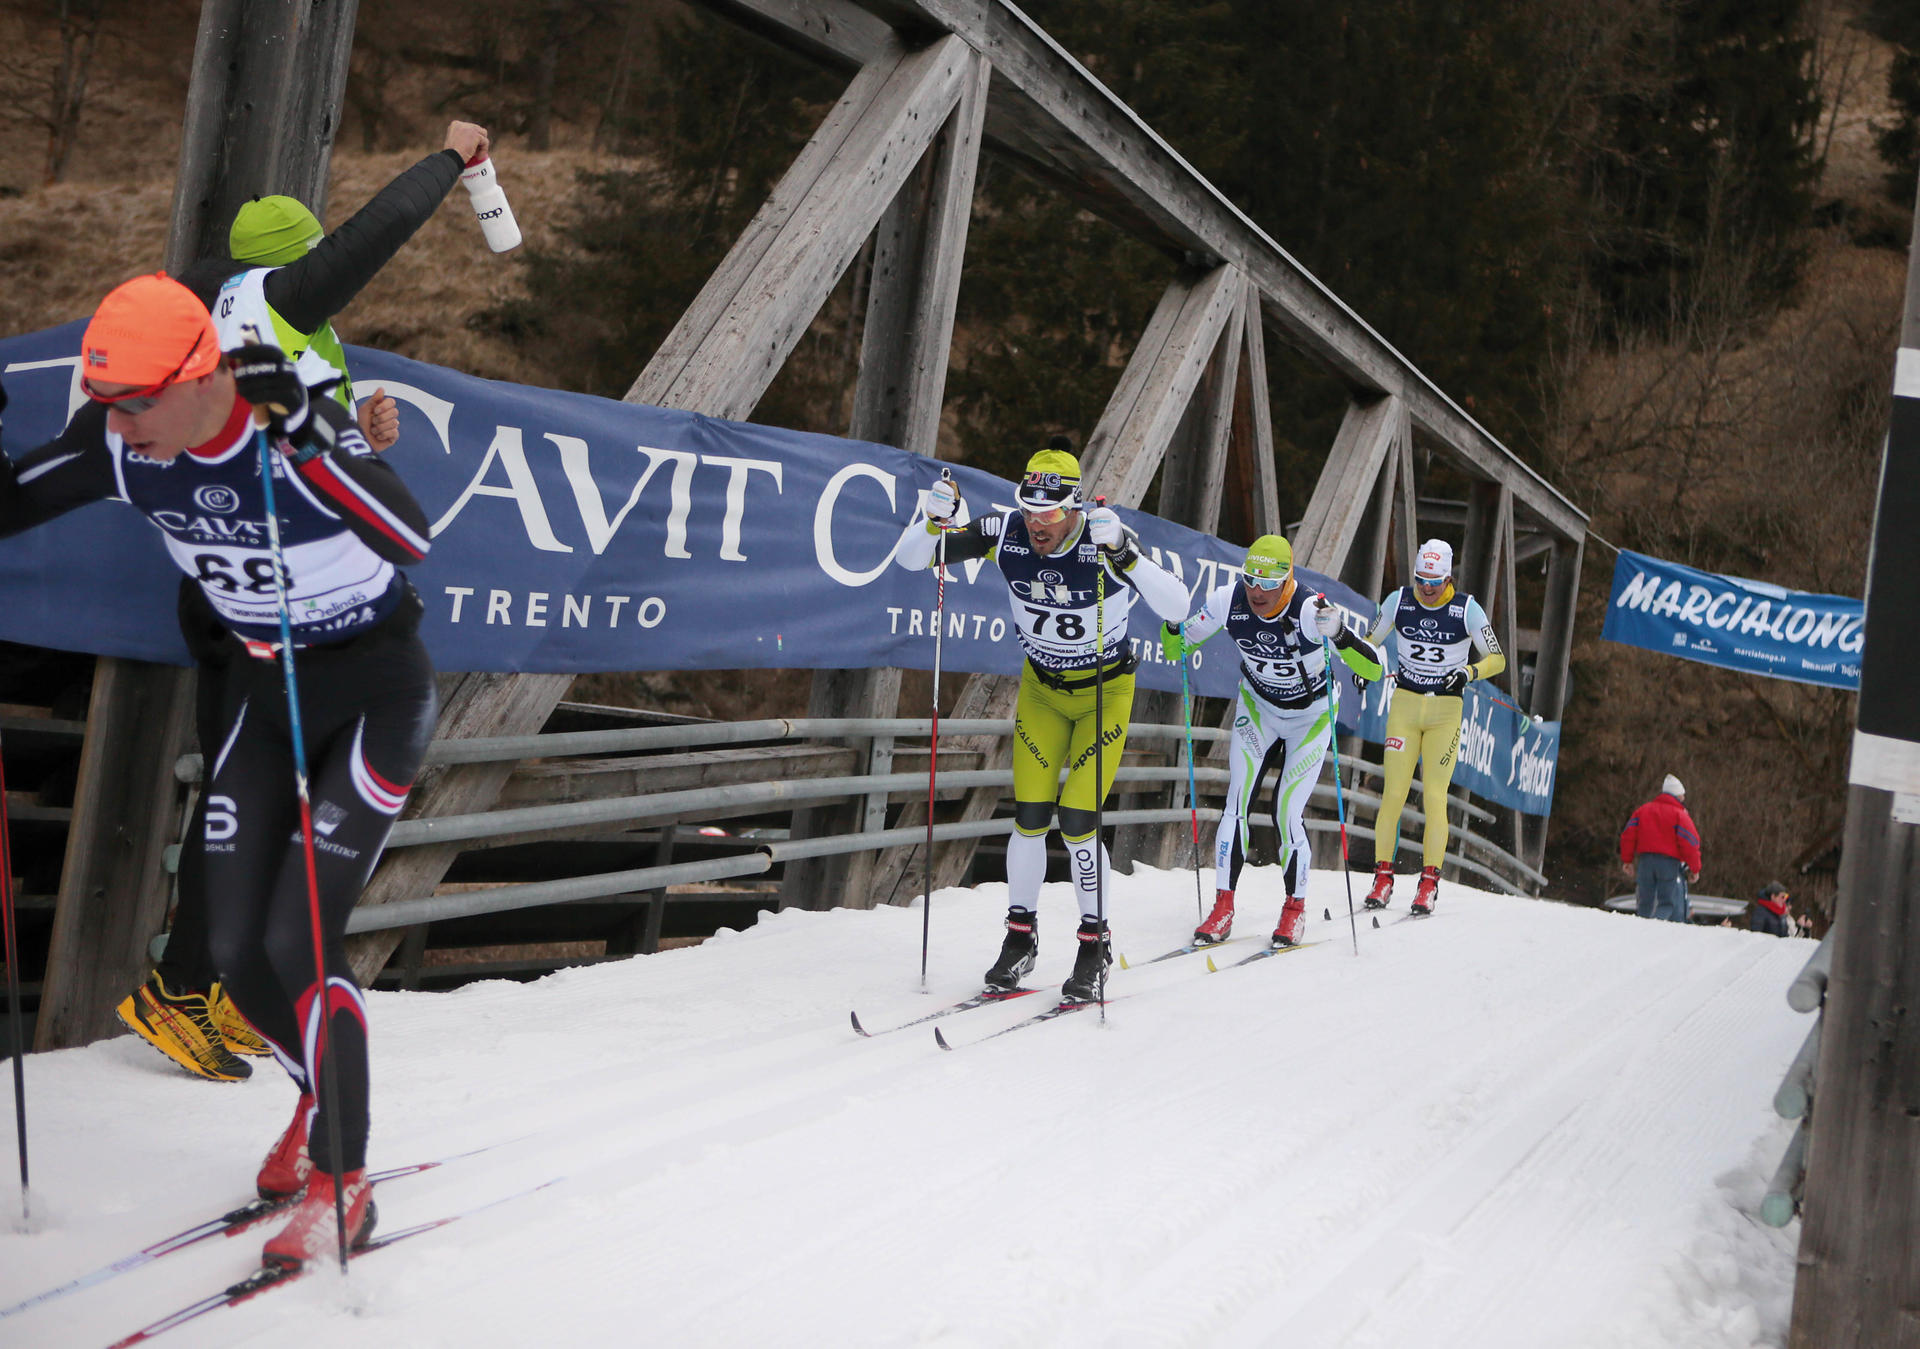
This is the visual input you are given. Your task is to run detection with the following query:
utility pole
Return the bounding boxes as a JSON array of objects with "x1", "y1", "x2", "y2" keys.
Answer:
[{"x1": 1787, "y1": 171, "x2": 1920, "y2": 1348}]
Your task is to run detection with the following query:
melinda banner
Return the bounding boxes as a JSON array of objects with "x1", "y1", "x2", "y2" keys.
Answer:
[
  {"x1": 0, "y1": 321, "x2": 1557, "y2": 813},
  {"x1": 1601, "y1": 549, "x2": 1863, "y2": 691}
]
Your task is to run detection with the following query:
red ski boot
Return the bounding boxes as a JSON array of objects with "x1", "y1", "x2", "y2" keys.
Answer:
[
  {"x1": 1411, "y1": 866, "x2": 1440, "y2": 915},
  {"x1": 1362, "y1": 862, "x2": 1395, "y2": 910},
  {"x1": 257, "y1": 1093, "x2": 314, "y2": 1200},
  {"x1": 262, "y1": 1168, "x2": 376, "y2": 1269},
  {"x1": 1271, "y1": 897, "x2": 1307, "y2": 947},
  {"x1": 1193, "y1": 890, "x2": 1235, "y2": 945}
]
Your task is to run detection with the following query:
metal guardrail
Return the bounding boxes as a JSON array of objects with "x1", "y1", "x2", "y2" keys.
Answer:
[
  {"x1": 200, "y1": 712, "x2": 1541, "y2": 936},
  {"x1": 1764, "y1": 931, "x2": 1833, "y2": 1227}
]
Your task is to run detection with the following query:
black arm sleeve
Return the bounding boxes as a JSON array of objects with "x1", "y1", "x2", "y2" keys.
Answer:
[
  {"x1": 286, "y1": 400, "x2": 431, "y2": 564},
  {"x1": 933, "y1": 519, "x2": 998, "y2": 565},
  {"x1": 261, "y1": 150, "x2": 465, "y2": 333},
  {"x1": 0, "y1": 403, "x2": 120, "y2": 537}
]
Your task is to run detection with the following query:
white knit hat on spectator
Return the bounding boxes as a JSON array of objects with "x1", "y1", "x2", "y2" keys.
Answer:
[
  {"x1": 1662, "y1": 774, "x2": 1685, "y2": 799},
  {"x1": 1415, "y1": 539, "x2": 1453, "y2": 581}
]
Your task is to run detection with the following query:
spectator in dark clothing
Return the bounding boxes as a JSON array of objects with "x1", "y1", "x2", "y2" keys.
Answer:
[
  {"x1": 1620, "y1": 774, "x2": 1702, "y2": 923},
  {"x1": 1751, "y1": 881, "x2": 1793, "y2": 937}
]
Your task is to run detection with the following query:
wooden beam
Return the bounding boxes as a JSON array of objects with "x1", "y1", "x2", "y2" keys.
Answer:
[
  {"x1": 34, "y1": 662, "x2": 193, "y2": 1049},
  {"x1": 1292, "y1": 394, "x2": 1401, "y2": 580},
  {"x1": 1389, "y1": 430, "x2": 1419, "y2": 591},
  {"x1": 848, "y1": 43, "x2": 989, "y2": 456},
  {"x1": 1494, "y1": 491, "x2": 1519, "y2": 698},
  {"x1": 1216, "y1": 278, "x2": 1280, "y2": 547},
  {"x1": 626, "y1": 33, "x2": 975, "y2": 421},
  {"x1": 1082, "y1": 263, "x2": 1243, "y2": 507},
  {"x1": 1156, "y1": 295, "x2": 1243, "y2": 538}
]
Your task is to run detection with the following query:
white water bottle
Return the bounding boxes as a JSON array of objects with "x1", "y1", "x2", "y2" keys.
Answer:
[{"x1": 459, "y1": 153, "x2": 522, "y2": 253}]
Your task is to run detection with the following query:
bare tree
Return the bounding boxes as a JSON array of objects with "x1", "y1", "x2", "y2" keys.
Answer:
[{"x1": 0, "y1": 0, "x2": 110, "y2": 184}]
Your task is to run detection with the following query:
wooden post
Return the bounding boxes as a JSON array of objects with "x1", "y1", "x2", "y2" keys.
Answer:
[
  {"x1": 1788, "y1": 169, "x2": 1920, "y2": 1349},
  {"x1": 1519, "y1": 535, "x2": 1582, "y2": 873},
  {"x1": 782, "y1": 44, "x2": 987, "y2": 912}
]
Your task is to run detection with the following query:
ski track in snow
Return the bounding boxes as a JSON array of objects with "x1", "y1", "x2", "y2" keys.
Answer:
[{"x1": 0, "y1": 869, "x2": 1813, "y2": 1349}]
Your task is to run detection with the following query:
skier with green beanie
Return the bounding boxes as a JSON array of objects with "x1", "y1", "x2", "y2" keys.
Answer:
[
  {"x1": 1162, "y1": 534, "x2": 1382, "y2": 947},
  {"x1": 114, "y1": 120, "x2": 490, "y2": 1085},
  {"x1": 894, "y1": 439, "x2": 1189, "y2": 1001}
]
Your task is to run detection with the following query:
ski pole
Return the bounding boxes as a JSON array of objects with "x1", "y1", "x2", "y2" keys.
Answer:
[
  {"x1": 1176, "y1": 626, "x2": 1203, "y2": 921},
  {"x1": 921, "y1": 469, "x2": 953, "y2": 991},
  {"x1": 0, "y1": 727, "x2": 27, "y2": 1221},
  {"x1": 1094, "y1": 548, "x2": 1107, "y2": 1022},
  {"x1": 1474, "y1": 686, "x2": 1532, "y2": 735},
  {"x1": 253, "y1": 421, "x2": 350, "y2": 1272},
  {"x1": 1322, "y1": 634, "x2": 1359, "y2": 956}
]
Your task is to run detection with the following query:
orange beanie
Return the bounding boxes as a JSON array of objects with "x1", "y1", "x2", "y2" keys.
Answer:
[{"x1": 81, "y1": 274, "x2": 220, "y2": 388}]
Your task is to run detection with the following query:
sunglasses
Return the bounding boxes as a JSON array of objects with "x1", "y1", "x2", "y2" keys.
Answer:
[
  {"x1": 1021, "y1": 505, "x2": 1069, "y2": 527},
  {"x1": 82, "y1": 330, "x2": 208, "y2": 415},
  {"x1": 1413, "y1": 575, "x2": 1446, "y2": 588},
  {"x1": 1243, "y1": 573, "x2": 1287, "y2": 591}
]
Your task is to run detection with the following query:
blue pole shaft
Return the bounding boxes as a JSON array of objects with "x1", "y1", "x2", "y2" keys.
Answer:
[{"x1": 1178, "y1": 628, "x2": 1203, "y2": 920}]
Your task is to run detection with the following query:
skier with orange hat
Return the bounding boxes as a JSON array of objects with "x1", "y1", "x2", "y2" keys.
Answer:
[{"x1": 0, "y1": 273, "x2": 436, "y2": 1268}]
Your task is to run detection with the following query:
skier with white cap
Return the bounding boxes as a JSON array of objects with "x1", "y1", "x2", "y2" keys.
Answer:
[{"x1": 1362, "y1": 539, "x2": 1505, "y2": 914}]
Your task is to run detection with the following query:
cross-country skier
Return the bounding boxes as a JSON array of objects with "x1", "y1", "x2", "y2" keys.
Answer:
[
  {"x1": 115, "y1": 121, "x2": 486, "y2": 1085},
  {"x1": 893, "y1": 442, "x2": 1188, "y2": 1001},
  {"x1": 1361, "y1": 539, "x2": 1505, "y2": 914},
  {"x1": 1163, "y1": 535, "x2": 1383, "y2": 947},
  {"x1": 0, "y1": 274, "x2": 435, "y2": 1267}
]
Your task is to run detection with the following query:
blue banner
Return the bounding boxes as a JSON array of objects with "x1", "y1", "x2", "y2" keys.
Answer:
[
  {"x1": 0, "y1": 320, "x2": 1557, "y2": 813},
  {"x1": 1600, "y1": 549, "x2": 1863, "y2": 690}
]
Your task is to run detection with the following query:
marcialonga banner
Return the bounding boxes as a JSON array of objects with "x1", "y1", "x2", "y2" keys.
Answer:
[
  {"x1": 1851, "y1": 347, "x2": 1920, "y2": 796},
  {"x1": 1601, "y1": 549, "x2": 1864, "y2": 691}
]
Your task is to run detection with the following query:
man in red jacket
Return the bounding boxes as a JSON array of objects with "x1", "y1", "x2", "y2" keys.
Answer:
[{"x1": 1620, "y1": 774, "x2": 1702, "y2": 922}]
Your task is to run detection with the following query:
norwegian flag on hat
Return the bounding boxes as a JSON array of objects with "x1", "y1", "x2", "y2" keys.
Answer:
[{"x1": 1415, "y1": 538, "x2": 1453, "y2": 580}]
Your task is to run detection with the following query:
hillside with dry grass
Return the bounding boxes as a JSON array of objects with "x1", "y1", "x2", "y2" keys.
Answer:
[{"x1": 1, "y1": 0, "x2": 1913, "y2": 912}]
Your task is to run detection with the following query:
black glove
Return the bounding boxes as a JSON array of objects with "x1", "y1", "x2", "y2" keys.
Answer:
[
  {"x1": 227, "y1": 344, "x2": 312, "y2": 447},
  {"x1": 1440, "y1": 667, "x2": 1470, "y2": 696}
]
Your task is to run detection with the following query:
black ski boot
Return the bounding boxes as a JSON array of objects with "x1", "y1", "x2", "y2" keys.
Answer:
[
  {"x1": 1060, "y1": 919, "x2": 1111, "y2": 1003},
  {"x1": 984, "y1": 908, "x2": 1038, "y2": 990}
]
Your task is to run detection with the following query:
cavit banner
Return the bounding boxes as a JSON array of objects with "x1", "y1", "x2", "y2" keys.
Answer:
[
  {"x1": 0, "y1": 321, "x2": 1557, "y2": 814},
  {"x1": 1601, "y1": 549, "x2": 1863, "y2": 691}
]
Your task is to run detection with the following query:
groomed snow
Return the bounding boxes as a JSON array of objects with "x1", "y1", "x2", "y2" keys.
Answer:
[{"x1": 0, "y1": 866, "x2": 1812, "y2": 1348}]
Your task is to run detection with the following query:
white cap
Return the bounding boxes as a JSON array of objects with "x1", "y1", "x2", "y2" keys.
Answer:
[
  {"x1": 1414, "y1": 539, "x2": 1453, "y2": 581},
  {"x1": 1662, "y1": 774, "x2": 1685, "y2": 799}
]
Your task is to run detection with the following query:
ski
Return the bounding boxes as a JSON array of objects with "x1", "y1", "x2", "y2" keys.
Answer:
[
  {"x1": 850, "y1": 987, "x2": 1040, "y2": 1037},
  {"x1": 1118, "y1": 935, "x2": 1249, "y2": 969},
  {"x1": 0, "y1": 1141, "x2": 505, "y2": 1322},
  {"x1": 1205, "y1": 939, "x2": 1327, "y2": 971},
  {"x1": 104, "y1": 1176, "x2": 561, "y2": 1347},
  {"x1": 934, "y1": 993, "x2": 1125, "y2": 1048}
]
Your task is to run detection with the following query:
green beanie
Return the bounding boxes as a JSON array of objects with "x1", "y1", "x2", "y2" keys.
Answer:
[
  {"x1": 229, "y1": 196, "x2": 323, "y2": 266},
  {"x1": 1243, "y1": 534, "x2": 1293, "y2": 580}
]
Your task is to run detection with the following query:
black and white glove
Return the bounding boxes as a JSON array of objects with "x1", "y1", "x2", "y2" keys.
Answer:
[
  {"x1": 923, "y1": 474, "x2": 961, "y2": 524},
  {"x1": 1085, "y1": 504, "x2": 1140, "y2": 568},
  {"x1": 1311, "y1": 595, "x2": 1343, "y2": 638},
  {"x1": 227, "y1": 343, "x2": 313, "y2": 449},
  {"x1": 1440, "y1": 667, "x2": 1471, "y2": 696}
]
